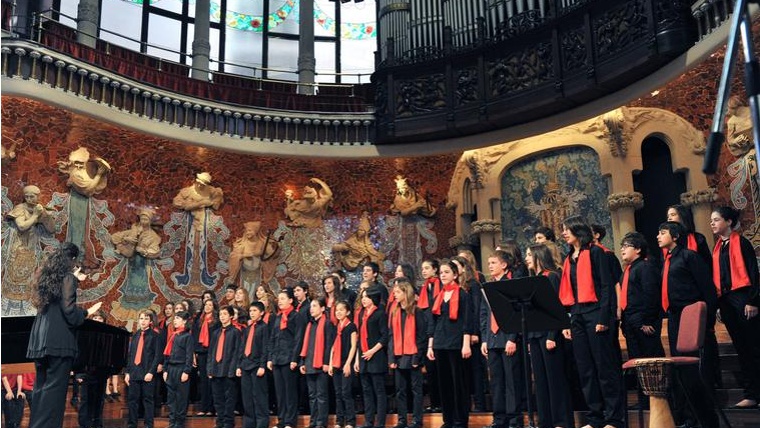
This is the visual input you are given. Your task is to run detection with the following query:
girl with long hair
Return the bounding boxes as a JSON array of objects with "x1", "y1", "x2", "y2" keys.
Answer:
[
  {"x1": 354, "y1": 288, "x2": 388, "y2": 428},
  {"x1": 417, "y1": 258, "x2": 442, "y2": 413},
  {"x1": 27, "y1": 243, "x2": 102, "y2": 428},
  {"x1": 323, "y1": 274, "x2": 344, "y2": 325},
  {"x1": 525, "y1": 244, "x2": 572, "y2": 428},
  {"x1": 559, "y1": 215, "x2": 624, "y2": 428},
  {"x1": 194, "y1": 298, "x2": 219, "y2": 416},
  {"x1": 299, "y1": 298, "x2": 335, "y2": 428},
  {"x1": 667, "y1": 204, "x2": 712, "y2": 265},
  {"x1": 427, "y1": 259, "x2": 472, "y2": 428},
  {"x1": 389, "y1": 279, "x2": 429, "y2": 428},
  {"x1": 710, "y1": 206, "x2": 760, "y2": 408},
  {"x1": 329, "y1": 300, "x2": 358, "y2": 428},
  {"x1": 267, "y1": 288, "x2": 306, "y2": 428}
]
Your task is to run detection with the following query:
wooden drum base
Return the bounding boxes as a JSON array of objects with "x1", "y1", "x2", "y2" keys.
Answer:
[{"x1": 649, "y1": 396, "x2": 675, "y2": 428}]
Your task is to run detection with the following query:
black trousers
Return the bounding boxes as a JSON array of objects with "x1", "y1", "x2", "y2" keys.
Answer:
[
  {"x1": 127, "y1": 379, "x2": 155, "y2": 428},
  {"x1": 487, "y1": 346, "x2": 524, "y2": 428},
  {"x1": 166, "y1": 365, "x2": 190, "y2": 428},
  {"x1": 29, "y1": 356, "x2": 73, "y2": 428},
  {"x1": 360, "y1": 373, "x2": 387, "y2": 427},
  {"x1": 196, "y1": 352, "x2": 213, "y2": 413},
  {"x1": 570, "y1": 312, "x2": 625, "y2": 428},
  {"x1": 306, "y1": 372, "x2": 329, "y2": 426},
  {"x1": 435, "y1": 349, "x2": 469, "y2": 428},
  {"x1": 720, "y1": 297, "x2": 760, "y2": 401},
  {"x1": 394, "y1": 367, "x2": 423, "y2": 426},
  {"x1": 2, "y1": 393, "x2": 31, "y2": 428},
  {"x1": 77, "y1": 372, "x2": 107, "y2": 428},
  {"x1": 469, "y1": 351, "x2": 487, "y2": 411},
  {"x1": 529, "y1": 337, "x2": 572, "y2": 428},
  {"x1": 423, "y1": 358, "x2": 441, "y2": 408},
  {"x1": 211, "y1": 377, "x2": 237, "y2": 428},
  {"x1": 272, "y1": 364, "x2": 299, "y2": 426},
  {"x1": 241, "y1": 368, "x2": 269, "y2": 428},
  {"x1": 332, "y1": 370, "x2": 356, "y2": 426},
  {"x1": 621, "y1": 320, "x2": 665, "y2": 359}
]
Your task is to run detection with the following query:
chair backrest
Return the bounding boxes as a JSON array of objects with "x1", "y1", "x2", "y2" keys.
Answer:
[{"x1": 676, "y1": 301, "x2": 707, "y2": 354}]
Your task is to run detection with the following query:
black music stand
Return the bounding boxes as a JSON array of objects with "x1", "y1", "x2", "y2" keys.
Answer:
[{"x1": 482, "y1": 276, "x2": 570, "y2": 428}]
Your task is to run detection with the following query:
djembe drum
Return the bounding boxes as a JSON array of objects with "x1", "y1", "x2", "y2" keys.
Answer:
[{"x1": 631, "y1": 358, "x2": 675, "y2": 428}]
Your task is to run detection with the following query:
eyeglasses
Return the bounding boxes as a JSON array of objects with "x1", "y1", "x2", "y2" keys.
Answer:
[{"x1": 620, "y1": 243, "x2": 634, "y2": 249}]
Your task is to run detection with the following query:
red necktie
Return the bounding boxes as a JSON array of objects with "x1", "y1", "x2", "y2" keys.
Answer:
[
  {"x1": 490, "y1": 313, "x2": 498, "y2": 334},
  {"x1": 661, "y1": 253, "x2": 672, "y2": 311},
  {"x1": 134, "y1": 330, "x2": 144, "y2": 365},
  {"x1": 244, "y1": 324, "x2": 255, "y2": 357},
  {"x1": 620, "y1": 265, "x2": 631, "y2": 311},
  {"x1": 215, "y1": 328, "x2": 226, "y2": 362}
]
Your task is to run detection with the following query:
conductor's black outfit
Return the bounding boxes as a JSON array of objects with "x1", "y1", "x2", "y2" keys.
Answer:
[{"x1": 26, "y1": 273, "x2": 87, "y2": 428}]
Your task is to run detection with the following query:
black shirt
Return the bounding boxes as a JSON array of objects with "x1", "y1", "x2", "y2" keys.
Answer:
[
  {"x1": 567, "y1": 245, "x2": 615, "y2": 326},
  {"x1": 301, "y1": 316, "x2": 336, "y2": 374},
  {"x1": 331, "y1": 321, "x2": 357, "y2": 368},
  {"x1": 239, "y1": 320, "x2": 270, "y2": 371},
  {"x1": 620, "y1": 258, "x2": 662, "y2": 328},
  {"x1": 127, "y1": 328, "x2": 162, "y2": 379},
  {"x1": 268, "y1": 308, "x2": 305, "y2": 365},
  {"x1": 432, "y1": 287, "x2": 472, "y2": 350},
  {"x1": 356, "y1": 306, "x2": 389, "y2": 374},
  {"x1": 207, "y1": 324, "x2": 242, "y2": 378},
  {"x1": 664, "y1": 245, "x2": 717, "y2": 316},
  {"x1": 164, "y1": 330, "x2": 195, "y2": 375},
  {"x1": 717, "y1": 234, "x2": 760, "y2": 308}
]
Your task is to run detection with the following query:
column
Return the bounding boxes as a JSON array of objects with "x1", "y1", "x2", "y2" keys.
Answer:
[
  {"x1": 297, "y1": 0, "x2": 315, "y2": 95},
  {"x1": 471, "y1": 219, "x2": 501, "y2": 268},
  {"x1": 191, "y1": 0, "x2": 211, "y2": 81},
  {"x1": 681, "y1": 188, "x2": 717, "y2": 248},
  {"x1": 607, "y1": 191, "x2": 644, "y2": 250},
  {"x1": 76, "y1": 0, "x2": 99, "y2": 48}
]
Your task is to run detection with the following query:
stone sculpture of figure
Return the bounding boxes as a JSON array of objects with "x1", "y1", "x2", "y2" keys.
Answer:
[
  {"x1": 2, "y1": 185, "x2": 57, "y2": 308},
  {"x1": 227, "y1": 221, "x2": 279, "y2": 294},
  {"x1": 109, "y1": 208, "x2": 162, "y2": 324},
  {"x1": 172, "y1": 172, "x2": 224, "y2": 231},
  {"x1": 726, "y1": 96, "x2": 755, "y2": 157},
  {"x1": 111, "y1": 207, "x2": 161, "y2": 259},
  {"x1": 56, "y1": 147, "x2": 110, "y2": 197},
  {"x1": 331, "y1": 211, "x2": 385, "y2": 271},
  {"x1": 284, "y1": 177, "x2": 333, "y2": 228},
  {"x1": 389, "y1": 175, "x2": 436, "y2": 217}
]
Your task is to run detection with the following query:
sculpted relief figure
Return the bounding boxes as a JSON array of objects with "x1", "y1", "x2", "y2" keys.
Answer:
[
  {"x1": 389, "y1": 175, "x2": 436, "y2": 217},
  {"x1": 2, "y1": 185, "x2": 57, "y2": 310},
  {"x1": 57, "y1": 147, "x2": 110, "y2": 197},
  {"x1": 173, "y1": 172, "x2": 224, "y2": 230},
  {"x1": 332, "y1": 211, "x2": 385, "y2": 270},
  {"x1": 227, "y1": 221, "x2": 279, "y2": 293},
  {"x1": 111, "y1": 208, "x2": 161, "y2": 259},
  {"x1": 284, "y1": 178, "x2": 333, "y2": 228},
  {"x1": 726, "y1": 96, "x2": 754, "y2": 157}
]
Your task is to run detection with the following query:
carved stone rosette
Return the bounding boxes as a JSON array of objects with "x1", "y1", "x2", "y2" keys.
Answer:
[
  {"x1": 607, "y1": 191, "x2": 644, "y2": 211},
  {"x1": 470, "y1": 219, "x2": 502, "y2": 235},
  {"x1": 680, "y1": 188, "x2": 717, "y2": 207}
]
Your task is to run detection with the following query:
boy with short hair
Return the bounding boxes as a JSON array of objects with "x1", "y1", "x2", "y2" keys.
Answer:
[
  {"x1": 125, "y1": 309, "x2": 162, "y2": 428},
  {"x1": 163, "y1": 311, "x2": 194, "y2": 428}
]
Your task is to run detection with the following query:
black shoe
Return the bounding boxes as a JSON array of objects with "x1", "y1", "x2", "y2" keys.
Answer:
[{"x1": 393, "y1": 423, "x2": 407, "y2": 428}]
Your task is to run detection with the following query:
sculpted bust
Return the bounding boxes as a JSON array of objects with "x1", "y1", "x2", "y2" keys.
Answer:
[
  {"x1": 389, "y1": 175, "x2": 436, "y2": 217},
  {"x1": 284, "y1": 178, "x2": 333, "y2": 228},
  {"x1": 57, "y1": 147, "x2": 110, "y2": 197},
  {"x1": 332, "y1": 211, "x2": 385, "y2": 270},
  {"x1": 111, "y1": 208, "x2": 161, "y2": 259}
]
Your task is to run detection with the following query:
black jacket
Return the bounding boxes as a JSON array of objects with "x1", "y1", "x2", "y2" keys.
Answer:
[
  {"x1": 126, "y1": 328, "x2": 163, "y2": 379},
  {"x1": 239, "y1": 320, "x2": 270, "y2": 371},
  {"x1": 300, "y1": 316, "x2": 336, "y2": 374},
  {"x1": 207, "y1": 324, "x2": 242, "y2": 378},
  {"x1": 388, "y1": 309, "x2": 429, "y2": 368},
  {"x1": 356, "y1": 306, "x2": 389, "y2": 374},
  {"x1": 664, "y1": 246, "x2": 717, "y2": 317},
  {"x1": 163, "y1": 330, "x2": 195, "y2": 375},
  {"x1": 27, "y1": 274, "x2": 87, "y2": 359},
  {"x1": 268, "y1": 308, "x2": 305, "y2": 365},
  {"x1": 620, "y1": 258, "x2": 662, "y2": 329}
]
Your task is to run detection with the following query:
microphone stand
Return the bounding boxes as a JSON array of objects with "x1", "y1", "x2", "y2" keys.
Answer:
[{"x1": 703, "y1": 0, "x2": 760, "y2": 176}]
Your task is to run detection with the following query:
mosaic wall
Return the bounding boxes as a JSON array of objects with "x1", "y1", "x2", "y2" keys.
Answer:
[
  {"x1": 0, "y1": 96, "x2": 458, "y2": 329},
  {"x1": 500, "y1": 146, "x2": 614, "y2": 251}
]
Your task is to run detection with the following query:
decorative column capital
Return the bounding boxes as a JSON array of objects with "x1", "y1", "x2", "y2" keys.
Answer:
[
  {"x1": 680, "y1": 188, "x2": 717, "y2": 207},
  {"x1": 448, "y1": 235, "x2": 466, "y2": 249},
  {"x1": 470, "y1": 219, "x2": 502, "y2": 235},
  {"x1": 607, "y1": 191, "x2": 644, "y2": 211}
]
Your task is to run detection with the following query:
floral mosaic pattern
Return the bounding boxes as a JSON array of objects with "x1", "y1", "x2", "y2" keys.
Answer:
[{"x1": 500, "y1": 146, "x2": 615, "y2": 250}]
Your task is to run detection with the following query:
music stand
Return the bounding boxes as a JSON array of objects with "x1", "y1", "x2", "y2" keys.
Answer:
[{"x1": 482, "y1": 276, "x2": 570, "y2": 428}]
